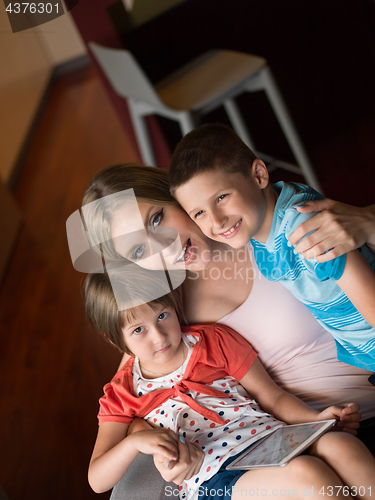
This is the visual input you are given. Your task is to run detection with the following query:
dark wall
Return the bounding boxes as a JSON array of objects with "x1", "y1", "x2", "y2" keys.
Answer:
[
  {"x1": 122, "y1": 0, "x2": 375, "y2": 154},
  {"x1": 69, "y1": 0, "x2": 375, "y2": 166}
]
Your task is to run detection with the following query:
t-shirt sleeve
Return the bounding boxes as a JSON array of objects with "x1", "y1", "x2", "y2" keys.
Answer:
[
  {"x1": 212, "y1": 324, "x2": 257, "y2": 381},
  {"x1": 284, "y1": 207, "x2": 346, "y2": 282},
  {"x1": 314, "y1": 255, "x2": 346, "y2": 281},
  {"x1": 98, "y1": 380, "x2": 135, "y2": 426}
]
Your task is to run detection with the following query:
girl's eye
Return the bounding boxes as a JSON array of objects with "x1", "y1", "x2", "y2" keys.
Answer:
[
  {"x1": 194, "y1": 210, "x2": 204, "y2": 219},
  {"x1": 158, "y1": 312, "x2": 167, "y2": 321},
  {"x1": 151, "y1": 208, "x2": 164, "y2": 227},
  {"x1": 133, "y1": 245, "x2": 145, "y2": 260},
  {"x1": 133, "y1": 326, "x2": 144, "y2": 335},
  {"x1": 217, "y1": 194, "x2": 228, "y2": 202}
]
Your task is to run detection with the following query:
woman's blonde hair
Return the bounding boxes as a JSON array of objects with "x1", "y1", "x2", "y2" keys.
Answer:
[{"x1": 82, "y1": 163, "x2": 177, "y2": 260}]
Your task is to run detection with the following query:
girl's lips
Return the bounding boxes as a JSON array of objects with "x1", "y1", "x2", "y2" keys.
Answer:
[
  {"x1": 156, "y1": 345, "x2": 171, "y2": 354},
  {"x1": 219, "y1": 219, "x2": 242, "y2": 239}
]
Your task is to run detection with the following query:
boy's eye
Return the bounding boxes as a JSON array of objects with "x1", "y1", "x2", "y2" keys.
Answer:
[
  {"x1": 158, "y1": 312, "x2": 167, "y2": 321},
  {"x1": 194, "y1": 210, "x2": 204, "y2": 219},
  {"x1": 217, "y1": 194, "x2": 228, "y2": 202},
  {"x1": 133, "y1": 245, "x2": 146, "y2": 260},
  {"x1": 151, "y1": 208, "x2": 164, "y2": 227},
  {"x1": 133, "y1": 326, "x2": 144, "y2": 335}
]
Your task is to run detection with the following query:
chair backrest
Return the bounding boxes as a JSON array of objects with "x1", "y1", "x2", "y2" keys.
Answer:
[{"x1": 88, "y1": 42, "x2": 163, "y2": 108}]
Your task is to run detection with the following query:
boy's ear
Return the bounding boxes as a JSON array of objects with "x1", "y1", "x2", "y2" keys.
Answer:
[{"x1": 251, "y1": 159, "x2": 269, "y2": 189}]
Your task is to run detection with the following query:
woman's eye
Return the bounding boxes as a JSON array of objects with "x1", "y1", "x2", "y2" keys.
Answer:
[
  {"x1": 133, "y1": 326, "x2": 144, "y2": 334},
  {"x1": 194, "y1": 210, "x2": 204, "y2": 219},
  {"x1": 158, "y1": 312, "x2": 167, "y2": 321},
  {"x1": 218, "y1": 194, "x2": 228, "y2": 202},
  {"x1": 151, "y1": 208, "x2": 164, "y2": 227},
  {"x1": 133, "y1": 245, "x2": 145, "y2": 260}
]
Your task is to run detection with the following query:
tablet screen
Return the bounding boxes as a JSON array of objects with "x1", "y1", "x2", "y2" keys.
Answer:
[{"x1": 229, "y1": 421, "x2": 335, "y2": 468}]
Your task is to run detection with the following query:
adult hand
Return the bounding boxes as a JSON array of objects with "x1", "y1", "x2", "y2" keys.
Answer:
[
  {"x1": 288, "y1": 199, "x2": 375, "y2": 262},
  {"x1": 154, "y1": 437, "x2": 204, "y2": 485},
  {"x1": 317, "y1": 403, "x2": 361, "y2": 436}
]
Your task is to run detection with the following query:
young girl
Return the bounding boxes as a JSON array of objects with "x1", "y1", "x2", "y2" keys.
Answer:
[{"x1": 85, "y1": 267, "x2": 374, "y2": 500}]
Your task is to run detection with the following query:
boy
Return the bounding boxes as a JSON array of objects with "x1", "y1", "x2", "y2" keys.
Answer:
[{"x1": 168, "y1": 123, "x2": 375, "y2": 373}]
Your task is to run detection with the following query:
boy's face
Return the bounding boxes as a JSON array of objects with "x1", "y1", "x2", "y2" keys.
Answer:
[
  {"x1": 174, "y1": 160, "x2": 270, "y2": 249},
  {"x1": 122, "y1": 304, "x2": 184, "y2": 376}
]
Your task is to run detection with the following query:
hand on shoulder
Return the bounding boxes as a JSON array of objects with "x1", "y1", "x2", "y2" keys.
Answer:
[{"x1": 288, "y1": 198, "x2": 375, "y2": 261}]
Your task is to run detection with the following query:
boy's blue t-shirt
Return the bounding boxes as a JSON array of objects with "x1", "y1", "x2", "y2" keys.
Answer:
[{"x1": 250, "y1": 181, "x2": 375, "y2": 371}]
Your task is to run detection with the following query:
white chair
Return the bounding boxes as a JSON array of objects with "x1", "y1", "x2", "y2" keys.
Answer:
[{"x1": 89, "y1": 42, "x2": 321, "y2": 191}]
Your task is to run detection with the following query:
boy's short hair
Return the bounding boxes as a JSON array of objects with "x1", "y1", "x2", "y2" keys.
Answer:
[
  {"x1": 169, "y1": 123, "x2": 258, "y2": 196},
  {"x1": 84, "y1": 266, "x2": 183, "y2": 355}
]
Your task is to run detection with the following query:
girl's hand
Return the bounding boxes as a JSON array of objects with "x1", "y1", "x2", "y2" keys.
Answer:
[
  {"x1": 154, "y1": 437, "x2": 204, "y2": 485},
  {"x1": 288, "y1": 199, "x2": 375, "y2": 261},
  {"x1": 131, "y1": 428, "x2": 179, "y2": 461},
  {"x1": 316, "y1": 403, "x2": 361, "y2": 435}
]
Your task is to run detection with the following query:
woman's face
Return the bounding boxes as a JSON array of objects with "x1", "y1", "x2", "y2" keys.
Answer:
[{"x1": 110, "y1": 202, "x2": 212, "y2": 272}]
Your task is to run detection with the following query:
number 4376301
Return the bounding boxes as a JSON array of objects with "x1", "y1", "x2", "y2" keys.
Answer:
[
  {"x1": 6, "y1": 3, "x2": 60, "y2": 14},
  {"x1": 319, "y1": 486, "x2": 371, "y2": 497}
]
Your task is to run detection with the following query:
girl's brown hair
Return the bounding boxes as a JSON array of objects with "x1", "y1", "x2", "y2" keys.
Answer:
[{"x1": 84, "y1": 267, "x2": 183, "y2": 354}]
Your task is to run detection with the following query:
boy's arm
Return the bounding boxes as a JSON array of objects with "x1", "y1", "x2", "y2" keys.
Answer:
[
  {"x1": 88, "y1": 422, "x2": 179, "y2": 493},
  {"x1": 336, "y1": 249, "x2": 375, "y2": 328},
  {"x1": 239, "y1": 358, "x2": 360, "y2": 433}
]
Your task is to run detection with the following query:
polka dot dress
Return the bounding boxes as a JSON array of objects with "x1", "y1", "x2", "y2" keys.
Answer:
[{"x1": 133, "y1": 334, "x2": 282, "y2": 500}]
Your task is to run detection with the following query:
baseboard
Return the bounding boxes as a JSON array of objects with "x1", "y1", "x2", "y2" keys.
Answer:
[
  {"x1": 8, "y1": 54, "x2": 92, "y2": 190},
  {"x1": 51, "y1": 53, "x2": 91, "y2": 80}
]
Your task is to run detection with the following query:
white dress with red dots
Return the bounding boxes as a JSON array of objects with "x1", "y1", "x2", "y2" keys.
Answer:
[{"x1": 132, "y1": 333, "x2": 281, "y2": 500}]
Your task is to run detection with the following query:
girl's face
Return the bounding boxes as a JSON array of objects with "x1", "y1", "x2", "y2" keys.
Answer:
[
  {"x1": 111, "y1": 203, "x2": 213, "y2": 272},
  {"x1": 122, "y1": 304, "x2": 185, "y2": 376}
]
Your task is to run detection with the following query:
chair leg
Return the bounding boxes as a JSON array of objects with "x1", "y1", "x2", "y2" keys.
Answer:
[
  {"x1": 223, "y1": 98, "x2": 257, "y2": 152},
  {"x1": 178, "y1": 112, "x2": 196, "y2": 137},
  {"x1": 259, "y1": 67, "x2": 322, "y2": 192},
  {"x1": 128, "y1": 101, "x2": 156, "y2": 167}
]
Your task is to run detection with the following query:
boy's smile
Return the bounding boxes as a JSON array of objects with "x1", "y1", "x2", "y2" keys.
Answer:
[
  {"x1": 174, "y1": 160, "x2": 276, "y2": 248},
  {"x1": 216, "y1": 218, "x2": 242, "y2": 239}
]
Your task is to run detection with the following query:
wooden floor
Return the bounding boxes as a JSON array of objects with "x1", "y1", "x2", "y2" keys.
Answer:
[
  {"x1": 0, "y1": 64, "x2": 375, "y2": 500},
  {"x1": 0, "y1": 67, "x2": 138, "y2": 500}
]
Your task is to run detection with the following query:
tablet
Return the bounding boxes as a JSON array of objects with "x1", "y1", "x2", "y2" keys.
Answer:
[{"x1": 226, "y1": 419, "x2": 336, "y2": 470}]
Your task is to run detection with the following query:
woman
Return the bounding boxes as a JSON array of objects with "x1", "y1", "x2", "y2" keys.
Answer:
[{"x1": 81, "y1": 163, "x2": 375, "y2": 499}]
